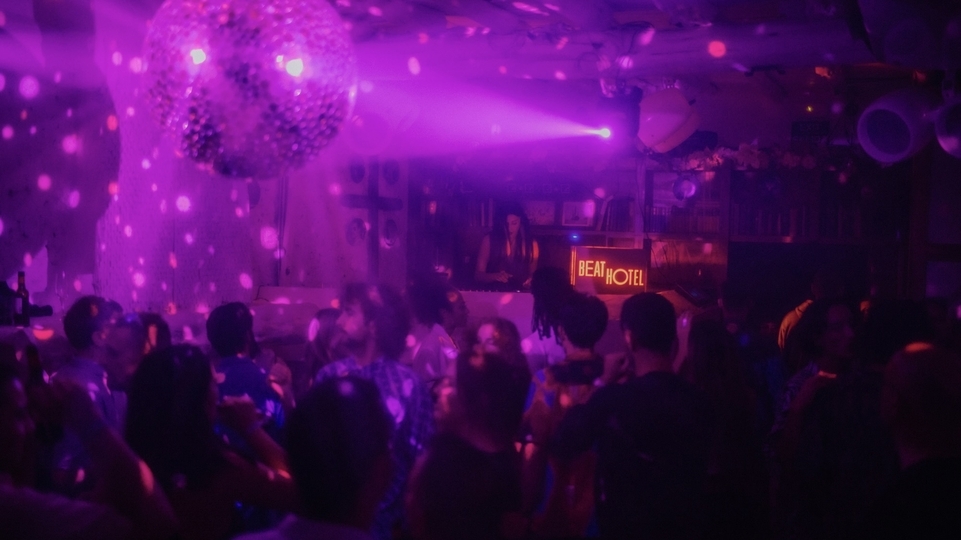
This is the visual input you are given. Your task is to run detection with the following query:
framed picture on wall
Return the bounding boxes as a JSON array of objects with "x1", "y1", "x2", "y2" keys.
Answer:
[
  {"x1": 524, "y1": 200, "x2": 557, "y2": 226},
  {"x1": 562, "y1": 200, "x2": 596, "y2": 227}
]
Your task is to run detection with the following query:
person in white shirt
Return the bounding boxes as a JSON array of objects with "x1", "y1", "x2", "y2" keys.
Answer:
[
  {"x1": 405, "y1": 275, "x2": 459, "y2": 395},
  {"x1": 523, "y1": 267, "x2": 577, "y2": 373}
]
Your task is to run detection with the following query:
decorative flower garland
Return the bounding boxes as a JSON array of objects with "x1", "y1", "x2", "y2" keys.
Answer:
[{"x1": 672, "y1": 144, "x2": 820, "y2": 171}]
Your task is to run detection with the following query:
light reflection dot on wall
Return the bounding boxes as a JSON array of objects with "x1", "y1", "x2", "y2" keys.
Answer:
[
  {"x1": 23, "y1": 253, "x2": 32, "y2": 266},
  {"x1": 73, "y1": 279, "x2": 82, "y2": 292},
  {"x1": 62, "y1": 134, "x2": 79, "y2": 154},
  {"x1": 235, "y1": 207, "x2": 244, "y2": 217},
  {"x1": 67, "y1": 190, "x2": 80, "y2": 208},
  {"x1": 141, "y1": 158, "x2": 151, "y2": 169},
  {"x1": 108, "y1": 182, "x2": 119, "y2": 195},
  {"x1": 129, "y1": 57, "x2": 143, "y2": 73},
  {"x1": 132, "y1": 272, "x2": 145, "y2": 287},
  {"x1": 708, "y1": 41, "x2": 726, "y2": 58},
  {"x1": 169, "y1": 252, "x2": 177, "y2": 268},
  {"x1": 408, "y1": 57, "x2": 421, "y2": 75},
  {"x1": 160, "y1": 200, "x2": 167, "y2": 213},
  {"x1": 184, "y1": 233, "x2": 194, "y2": 245},
  {"x1": 111, "y1": 51, "x2": 122, "y2": 65},
  {"x1": 124, "y1": 225, "x2": 133, "y2": 237},
  {"x1": 207, "y1": 246, "x2": 215, "y2": 255},
  {"x1": 29, "y1": 126, "x2": 36, "y2": 135},
  {"x1": 0, "y1": 217, "x2": 4, "y2": 236},
  {"x1": 126, "y1": 107, "x2": 135, "y2": 117},
  {"x1": 106, "y1": 115, "x2": 118, "y2": 131},
  {"x1": 1, "y1": 126, "x2": 12, "y2": 139},
  {"x1": 239, "y1": 273, "x2": 253, "y2": 289},
  {"x1": 260, "y1": 226, "x2": 279, "y2": 250},
  {"x1": 285, "y1": 58, "x2": 304, "y2": 77},
  {"x1": 19, "y1": 76, "x2": 39, "y2": 99},
  {"x1": 151, "y1": 183, "x2": 158, "y2": 192},
  {"x1": 37, "y1": 174, "x2": 51, "y2": 191},
  {"x1": 176, "y1": 196, "x2": 191, "y2": 212}
]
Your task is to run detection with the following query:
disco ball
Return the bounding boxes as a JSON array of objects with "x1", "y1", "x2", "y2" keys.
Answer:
[{"x1": 143, "y1": 0, "x2": 357, "y2": 179}]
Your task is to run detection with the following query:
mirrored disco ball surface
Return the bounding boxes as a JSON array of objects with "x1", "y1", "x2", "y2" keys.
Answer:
[{"x1": 143, "y1": 0, "x2": 357, "y2": 179}]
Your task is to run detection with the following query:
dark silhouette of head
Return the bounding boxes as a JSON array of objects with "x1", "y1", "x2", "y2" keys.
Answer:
[
  {"x1": 530, "y1": 266, "x2": 576, "y2": 339},
  {"x1": 305, "y1": 308, "x2": 346, "y2": 381},
  {"x1": 620, "y1": 293, "x2": 677, "y2": 357},
  {"x1": 856, "y1": 300, "x2": 936, "y2": 369},
  {"x1": 125, "y1": 344, "x2": 225, "y2": 491},
  {"x1": 104, "y1": 313, "x2": 149, "y2": 391},
  {"x1": 455, "y1": 350, "x2": 531, "y2": 448},
  {"x1": 407, "y1": 273, "x2": 452, "y2": 328},
  {"x1": 339, "y1": 283, "x2": 411, "y2": 361},
  {"x1": 63, "y1": 295, "x2": 113, "y2": 353},
  {"x1": 682, "y1": 318, "x2": 751, "y2": 406},
  {"x1": 138, "y1": 312, "x2": 172, "y2": 354},
  {"x1": 883, "y1": 343, "x2": 961, "y2": 465},
  {"x1": 442, "y1": 285, "x2": 469, "y2": 337},
  {"x1": 788, "y1": 298, "x2": 858, "y2": 371},
  {"x1": 287, "y1": 376, "x2": 392, "y2": 527},
  {"x1": 206, "y1": 302, "x2": 254, "y2": 358},
  {"x1": 559, "y1": 293, "x2": 609, "y2": 351}
]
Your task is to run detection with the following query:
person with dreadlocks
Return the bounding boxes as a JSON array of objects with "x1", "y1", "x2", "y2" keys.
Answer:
[{"x1": 521, "y1": 267, "x2": 577, "y2": 374}]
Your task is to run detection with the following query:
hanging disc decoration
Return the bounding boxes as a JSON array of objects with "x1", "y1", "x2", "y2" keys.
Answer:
[{"x1": 143, "y1": 0, "x2": 357, "y2": 179}]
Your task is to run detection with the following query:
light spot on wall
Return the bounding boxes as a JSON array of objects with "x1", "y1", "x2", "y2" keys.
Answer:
[
  {"x1": 133, "y1": 272, "x2": 145, "y2": 287},
  {"x1": 111, "y1": 51, "x2": 122, "y2": 66},
  {"x1": 169, "y1": 252, "x2": 177, "y2": 268},
  {"x1": 67, "y1": 190, "x2": 80, "y2": 208},
  {"x1": 19, "y1": 76, "x2": 39, "y2": 99},
  {"x1": 37, "y1": 174, "x2": 51, "y2": 191},
  {"x1": 124, "y1": 225, "x2": 132, "y2": 237},
  {"x1": 141, "y1": 158, "x2": 151, "y2": 169},
  {"x1": 176, "y1": 196, "x2": 191, "y2": 212},
  {"x1": 708, "y1": 41, "x2": 727, "y2": 58},
  {"x1": 1, "y1": 126, "x2": 12, "y2": 139},
  {"x1": 408, "y1": 57, "x2": 421, "y2": 75},
  {"x1": 260, "y1": 226, "x2": 279, "y2": 250},
  {"x1": 184, "y1": 233, "x2": 194, "y2": 245},
  {"x1": 239, "y1": 273, "x2": 253, "y2": 289},
  {"x1": 62, "y1": 134, "x2": 79, "y2": 154}
]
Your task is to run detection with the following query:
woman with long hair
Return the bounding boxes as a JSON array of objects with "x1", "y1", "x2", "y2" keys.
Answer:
[
  {"x1": 125, "y1": 345, "x2": 296, "y2": 540},
  {"x1": 476, "y1": 202, "x2": 539, "y2": 291}
]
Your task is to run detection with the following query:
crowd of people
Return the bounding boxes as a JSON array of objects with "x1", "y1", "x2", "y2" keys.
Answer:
[{"x1": 1, "y1": 267, "x2": 960, "y2": 540}]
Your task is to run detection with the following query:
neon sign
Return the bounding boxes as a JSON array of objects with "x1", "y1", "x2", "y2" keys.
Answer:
[{"x1": 570, "y1": 246, "x2": 650, "y2": 294}]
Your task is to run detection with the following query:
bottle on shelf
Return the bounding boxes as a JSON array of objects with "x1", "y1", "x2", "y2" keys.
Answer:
[{"x1": 14, "y1": 271, "x2": 29, "y2": 327}]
